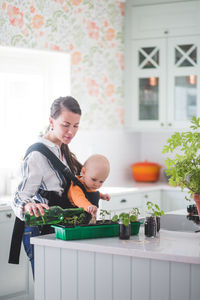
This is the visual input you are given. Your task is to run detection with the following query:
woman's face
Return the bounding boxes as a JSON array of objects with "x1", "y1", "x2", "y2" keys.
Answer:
[{"x1": 49, "y1": 109, "x2": 81, "y2": 146}]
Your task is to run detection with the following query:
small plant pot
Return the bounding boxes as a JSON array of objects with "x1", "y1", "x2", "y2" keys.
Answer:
[
  {"x1": 156, "y1": 216, "x2": 160, "y2": 232},
  {"x1": 144, "y1": 216, "x2": 157, "y2": 237},
  {"x1": 119, "y1": 223, "x2": 131, "y2": 240},
  {"x1": 193, "y1": 194, "x2": 200, "y2": 219}
]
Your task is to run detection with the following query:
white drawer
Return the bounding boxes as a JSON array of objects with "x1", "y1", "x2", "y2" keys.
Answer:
[
  {"x1": 99, "y1": 193, "x2": 144, "y2": 212},
  {"x1": 0, "y1": 210, "x2": 14, "y2": 223}
]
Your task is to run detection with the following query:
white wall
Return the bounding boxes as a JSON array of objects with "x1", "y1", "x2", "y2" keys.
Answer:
[
  {"x1": 70, "y1": 130, "x2": 141, "y2": 186},
  {"x1": 139, "y1": 131, "x2": 175, "y2": 181}
]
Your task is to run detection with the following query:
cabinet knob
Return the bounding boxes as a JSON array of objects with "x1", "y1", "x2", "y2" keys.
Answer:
[
  {"x1": 160, "y1": 122, "x2": 164, "y2": 126},
  {"x1": 144, "y1": 194, "x2": 148, "y2": 198},
  {"x1": 168, "y1": 123, "x2": 172, "y2": 126},
  {"x1": 164, "y1": 30, "x2": 169, "y2": 34},
  {"x1": 6, "y1": 213, "x2": 12, "y2": 218},
  {"x1": 120, "y1": 199, "x2": 127, "y2": 203}
]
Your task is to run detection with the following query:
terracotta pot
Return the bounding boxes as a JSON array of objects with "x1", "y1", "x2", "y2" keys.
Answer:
[
  {"x1": 131, "y1": 161, "x2": 161, "y2": 182},
  {"x1": 193, "y1": 194, "x2": 200, "y2": 219}
]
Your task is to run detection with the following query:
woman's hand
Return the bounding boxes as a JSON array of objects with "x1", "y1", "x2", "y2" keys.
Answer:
[{"x1": 24, "y1": 203, "x2": 49, "y2": 218}]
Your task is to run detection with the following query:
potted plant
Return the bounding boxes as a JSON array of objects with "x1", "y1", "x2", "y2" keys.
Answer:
[
  {"x1": 146, "y1": 201, "x2": 164, "y2": 232},
  {"x1": 162, "y1": 116, "x2": 200, "y2": 218},
  {"x1": 112, "y1": 208, "x2": 141, "y2": 239}
]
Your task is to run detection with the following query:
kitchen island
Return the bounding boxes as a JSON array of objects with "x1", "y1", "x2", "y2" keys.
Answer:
[{"x1": 31, "y1": 227, "x2": 200, "y2": 300}]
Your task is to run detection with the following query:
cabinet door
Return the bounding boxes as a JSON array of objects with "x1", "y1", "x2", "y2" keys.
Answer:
[
  {"x1": 0, "y1": 209, "x2": 33, "y2": 300},
  {"x1": 130, "y1": 1, "x2": 200, "y2": 39},
  {"x1": 125, "y1": 39, "x2": 167, "y2": 130},
  {"x1": 98, "y1": 193, "x2": 144, "y2": 219},
  {"x1": 98, "y1": 190, "x2": 161, "y2": 219},
  {"x1": 161, "y1": 190, "x2": 192, "y2": 212},
  {"x1": 167, "y1": 36, "x2": 200, "y2": 130}
]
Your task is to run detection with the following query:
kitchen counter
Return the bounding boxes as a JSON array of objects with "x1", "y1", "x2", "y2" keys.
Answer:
[
  {"x1": 31, "y1": 226, "x2": 200, "y2": 300},
  {"x1": 99, "y1": 182, "x2": 186, "y2": 195},
  {"x1": 31, "y1": 227, "x2": 200, "y2": 265}
]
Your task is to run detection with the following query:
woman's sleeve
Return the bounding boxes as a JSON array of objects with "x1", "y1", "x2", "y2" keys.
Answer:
[{"x1": 11, "y1": 152, "x2": 45, "y2": 220}]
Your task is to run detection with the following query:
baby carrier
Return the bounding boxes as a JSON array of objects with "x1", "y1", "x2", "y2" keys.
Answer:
[{"x1": 9, "y1": 142, "x2": 100, "y2": 264}]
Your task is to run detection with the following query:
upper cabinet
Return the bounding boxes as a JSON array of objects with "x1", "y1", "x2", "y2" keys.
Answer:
[{"x1": 125, "y1": 0, "x2": 200, "y2": 131}]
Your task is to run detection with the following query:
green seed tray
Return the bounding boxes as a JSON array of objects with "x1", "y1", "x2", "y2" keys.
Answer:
[
  {"x1": 52, "y1": 221, "x2": 141, "y2": 241},
  {"x1": 130, "y1": 221, "x2": 141, "y2": 235}
]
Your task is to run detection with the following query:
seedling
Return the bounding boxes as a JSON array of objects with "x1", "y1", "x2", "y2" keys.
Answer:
[
  {"x1": 99, "y1": 209, "x2": 111, "y2": 223},
  {"x1": 146, "y1": 201, "x2": 164, "y2": 217}
]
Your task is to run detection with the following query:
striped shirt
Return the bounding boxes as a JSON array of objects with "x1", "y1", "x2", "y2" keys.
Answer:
[{"x1": 12, "y1": 137, "x2": 68, "y2": 220}]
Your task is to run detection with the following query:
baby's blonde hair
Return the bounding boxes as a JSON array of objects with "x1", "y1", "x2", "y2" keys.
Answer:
[{"x1": 84, "y1": 154, "x2": 110, "y2": 175}]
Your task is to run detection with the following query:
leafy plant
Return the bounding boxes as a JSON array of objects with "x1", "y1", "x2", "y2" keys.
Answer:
[
  {"x1": 162, "y1": 116, "x2": 200, "y2": 198},
  {"x1": 99, "y1": 209, "x2": 111, "y2": 223},
  {"x1": 146, "y1": 201, "x2": 164, "y2": 217},
  {"x1": 63, "y1": 213, "x2": 85, "y2": 226},
  {"x1": 112, "y1": 208, "x2": 140, "y2": 226}
]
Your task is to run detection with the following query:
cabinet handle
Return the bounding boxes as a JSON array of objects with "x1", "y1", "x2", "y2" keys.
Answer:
[
  {"x1": 168, "y1": 123, "x2": 172, "y2": 126},
  {"x1": 144, "y1": 194, "x2": 148, "y2": 198},
  {"x1": 6, "y1": 213, "x2": 12, "y2": 218},
  {"x1": 160, "y1": 122, "x2": 164, "y2": 126},
  {"x1": 120, "y1": 199, "x2": 127, "y2": 203}
]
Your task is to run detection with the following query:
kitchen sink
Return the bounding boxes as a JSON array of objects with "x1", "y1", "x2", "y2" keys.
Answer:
[{"x1": 160, "y1": 213, "x2": 200, "y2": 233}]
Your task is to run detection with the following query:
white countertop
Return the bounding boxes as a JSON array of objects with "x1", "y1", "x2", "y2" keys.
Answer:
[
  {"x1": 99, "y1": 183, "x2": 185, "y2": 195},
  {"x1": 31, "y1": 227, "x2": 200, "y2": 265},
  {"x1": 0, "y1": 195, "x2": 12, "y2": 211}
]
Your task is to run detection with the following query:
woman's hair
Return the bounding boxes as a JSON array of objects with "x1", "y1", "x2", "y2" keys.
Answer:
[
  {"x1": 50, "y1": 96, "x2": 81, "y2": 119},
  {"x1": 50, "y1": 96, "x2": 82, "y2": 175}
]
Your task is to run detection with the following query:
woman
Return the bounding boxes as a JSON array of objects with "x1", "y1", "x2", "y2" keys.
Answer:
[{"x1": 10, "y1": 96, "x2": 82, "y2": 276}]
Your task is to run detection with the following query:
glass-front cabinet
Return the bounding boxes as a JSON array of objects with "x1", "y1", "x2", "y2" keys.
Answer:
[
  {"x1": 126, "y1": 36, "x2": 200, "y2": 131},
  {"x1": 167, "y1": 36, "x2": 199, "y2": 129}
]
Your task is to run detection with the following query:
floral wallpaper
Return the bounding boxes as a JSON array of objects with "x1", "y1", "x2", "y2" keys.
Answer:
[{"x1": 0, "y1": 0, "x2": 125, "y2": 129}]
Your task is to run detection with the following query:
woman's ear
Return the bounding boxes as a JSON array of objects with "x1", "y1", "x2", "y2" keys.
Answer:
[
  {"x1": 49, "y1": 116, "x2": 53, "y2": 128},
  {"x1": 81, "y1": 167, "x2": 86, "y2": 176}
]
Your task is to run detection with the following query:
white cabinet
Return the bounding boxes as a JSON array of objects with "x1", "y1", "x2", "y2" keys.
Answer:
[
  {"x1": 0, "y1": 209, "x2": 33, "y2": 300},
  {"x1": 125, "y1": 0, "x2": 200, "y2": 131},
  {"x1": 161, "y1": 190, "x2": 193, "y2": 212},
  {"x1": 98, "y1": 188, "x2": 190, "y2": 220},
  {"x1": 131, "y1": 1, "x2": 200, "y2": 39},
  {"x1": 98, "y1": 190, "x2": 161, "y2": 219}
]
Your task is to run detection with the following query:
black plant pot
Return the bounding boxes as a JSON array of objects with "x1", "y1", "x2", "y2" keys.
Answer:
[
  {"x1": 144, "y1": 216, "x2": 157, "y2": 237},
  {"x1": 119, "y1": 223, "x2": 131, "y2": 240},
  {"x1": 156, "y1": 216, "x2": 160, "y2": 232}
]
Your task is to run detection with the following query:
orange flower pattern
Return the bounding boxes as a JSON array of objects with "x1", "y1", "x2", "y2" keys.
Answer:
[
  {"x1": 72, "y1": 51, "x2": 82, "y2": 65},
  {"x1": 87, "y1": 21, "x2": 99, "y2": 40},
  {"x1": 1, "y1": 0, "x2": 124, "y2": 128},
  {"x1": 7, "y1": 5, "x2": 24, "y2": 28},
  {"x1": 32, "y1": 15, "x2": 44, "y2": 29}
]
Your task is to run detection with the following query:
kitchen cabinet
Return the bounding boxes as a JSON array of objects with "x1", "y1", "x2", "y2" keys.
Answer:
[
  {"x1": 0, "y1": 208, "x2": 33, "y2": 300},
  {"x1": 32, "y1": 228, "x2": 200, "y2": 300},
  {"x1": 98, "y1": 187, "x2": 191, "y2": 220},
  {"x1": 125, "y1": 0, "x2": 200, "y2": 131},
  {"x1": 161, "y1": 190, "x2": 193, "y2": 212},
  {"x1": 98, "y1": 190, "x2": 161, "y2": 219}
]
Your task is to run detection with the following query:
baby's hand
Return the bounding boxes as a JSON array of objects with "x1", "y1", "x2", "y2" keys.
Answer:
[
  {"x1": 101, "y1": 193, "x2": 111, "y2": 201},
  {"x1": 87, "y1": 205, "x2": 97, "y2": 218}
]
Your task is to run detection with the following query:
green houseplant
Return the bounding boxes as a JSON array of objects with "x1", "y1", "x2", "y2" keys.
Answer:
[
  {"x1": 162, "y1": 116, "x2": 200, "y2": 218},
  {"x1": 112, "y1": 208, "x2": 141, "y2": 239},
  {"x1": 146, "y1": 201, "x2": 164, "y2": 232}
]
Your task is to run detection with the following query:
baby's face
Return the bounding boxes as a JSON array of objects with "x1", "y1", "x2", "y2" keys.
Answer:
[{"x1": 82, "y1": 168, "x2": 108, "y2": 190}]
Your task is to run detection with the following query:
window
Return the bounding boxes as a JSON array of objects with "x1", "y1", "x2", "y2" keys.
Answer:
[{"x1": 0, "y1": 46, "x2": 70, "y2": 194}]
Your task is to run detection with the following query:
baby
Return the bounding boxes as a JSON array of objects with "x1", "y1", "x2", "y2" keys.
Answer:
[{"x1": 68, "y1": 154, "x2": 110, "y2": 218}]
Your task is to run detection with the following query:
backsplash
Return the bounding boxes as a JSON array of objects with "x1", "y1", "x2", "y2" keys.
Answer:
[{"x1": 0, "y1": 0, "x2": 125, "y2": 130}]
